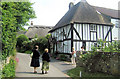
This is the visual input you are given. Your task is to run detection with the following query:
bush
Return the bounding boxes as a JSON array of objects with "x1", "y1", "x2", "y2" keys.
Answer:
[
  {"x1": 2, "y1": 59, "x2": 16, "y2": 77},
  {"x1": 22, "y1": 41, "x2": 33, "y2": 51},
  {"x1": 91, "y1": 39, "x2": 120, "y2": 53},
  {"x1": 24, "y1": 50, "x2": 32, "y2": 54},
  {"x1": 37, "y1": 37, "x2": 48, "y2": 53},
  {"x1": 16, "y1": 34, "x2": 29, "y2": 48},
  {"x1": 59, "y1": 54, "x2": 68, "y2": 61},
  {"x1": 17, "y1": 34, "x2": 50, "y2": 54}
]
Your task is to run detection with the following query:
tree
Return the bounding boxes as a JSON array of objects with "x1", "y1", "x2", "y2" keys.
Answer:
[{"x1": 1, "y1": 2, "x2": 36, "y2": 59}]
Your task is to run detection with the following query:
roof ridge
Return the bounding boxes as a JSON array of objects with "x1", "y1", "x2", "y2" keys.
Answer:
[{"x1": 94, "y1": 6, "x2": 118, "y2": 11}]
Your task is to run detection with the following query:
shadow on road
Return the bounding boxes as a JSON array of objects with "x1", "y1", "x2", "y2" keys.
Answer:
[
  {"x1": 16, "y1": 72, "x2": 34, "y2": 74},
  {"x1": 16, "y1": 72, "x2": 46, "y2": 75},
  {"x1": 16, "y1": 72, "x2": 42, "y2": 74},
  {"x1": 61, "y1": 64, "x2": 71, "y2": 65}
]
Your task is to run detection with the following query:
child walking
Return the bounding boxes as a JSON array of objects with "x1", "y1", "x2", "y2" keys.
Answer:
[{"x1": 41, "y1": 48, "x2": 50, "y2": 74}]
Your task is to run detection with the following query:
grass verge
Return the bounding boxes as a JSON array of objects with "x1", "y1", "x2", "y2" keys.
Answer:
[{"x1": 67, "y1": 67, "x2": 115, "y2": 78}]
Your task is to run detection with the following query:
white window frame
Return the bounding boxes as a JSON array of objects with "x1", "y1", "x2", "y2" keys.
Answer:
[{"x1": 90, "y1": 24, "x2": 96, "y2": 31}]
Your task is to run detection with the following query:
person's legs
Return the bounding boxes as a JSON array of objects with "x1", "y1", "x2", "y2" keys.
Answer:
[
  {"x1": 42, "y1": 61, "x2": 49, "y2": 74},
  {"x1": 73, "y1": 57, "x2": 76, "y2": 65},
  {"x1": 34, "y1": 67, "x2": 37, "y2": 73},
  {"x1": 45, "y1": 62, "x2": 49, "y2": 74},
  {"x1": 71, "y1": 56, "x2": 74, "y2": 64},
  {"x1": 41, "y1": 61, "x2": 45, "y2": 74}
]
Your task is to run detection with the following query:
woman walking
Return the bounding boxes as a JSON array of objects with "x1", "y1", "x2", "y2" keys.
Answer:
[
  {"x1": 30, "y1": 45, "x2": 40, "y2": 73},
  {"x1": 41, "y1": 48, "x2": 50, "y2": 74}
]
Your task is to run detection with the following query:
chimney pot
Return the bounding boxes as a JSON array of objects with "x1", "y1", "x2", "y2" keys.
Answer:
[
  {"x1": 69, "y1": 2, "x2": 74, "y2": 9},
  {"x1": 31, "y1": 21, "x2": 33, "y2": 25}
]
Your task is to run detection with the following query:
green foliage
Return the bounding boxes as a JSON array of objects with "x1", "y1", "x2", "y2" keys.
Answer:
[
  {"x1": 24, "y1": 50, "x2": 32, "y2": 54},
  {"x1": 16, "y1": 34, "x2": 29, "y2": 48},
  {"x1": 80, "y1": 52, "x2": 92, "y2": 61},
  {"x1": 97, "y1": 39, "x2": 106, "y2": 51},
  {"x1": 2, "y1": 2, "x2": 36, "y2": 31},
  {"x1": 32, "y1": 37, "x2": 49, "y2": 53},
  {"x1": 45, "y1": 33, "x2": 51, "y2": 39},
  {"x1": 59, "y1": 54, "x2": 68, "y2": 61},
  {"x1": 81, "y1": 40, "x2": 120, "y2": 69},
  {"x1": 17, "y1": 35, "x2": 49, "y2": 54},
  {"x1": 22, "y1": 41, "x2": 33, "y2": 51},
  {"x1": 34, "y1": 34, "x2": 38, "y2": 38},
  {"x1": 1, "y1": 2, "x2": 36, "y2": 59},
  {"x1": 2, "y1": 59, "x2": 16, "y2": 77},
  {"x1": 91, "y1": 45, "x2": 97, "y2": 53},
  {"x1": 91, "y1": 39, "x2": 120, "y2": 53}
]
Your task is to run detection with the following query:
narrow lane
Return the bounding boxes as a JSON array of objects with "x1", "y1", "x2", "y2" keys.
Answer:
[{"x1": 15, "y1": 53, "x2": 70, "y2": 77}]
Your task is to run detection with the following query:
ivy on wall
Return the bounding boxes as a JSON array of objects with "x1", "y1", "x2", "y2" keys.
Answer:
[{"x1": 1, "y1": 2, "x2": 36, "y2": 59}]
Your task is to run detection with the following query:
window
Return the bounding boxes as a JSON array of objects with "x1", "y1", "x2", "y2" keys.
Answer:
[
  {"x1": 90, "y1": 24, "x2": 96, "y2": 31},
  {"x1": 115, "y1": 20, "x2": 120, "y2": 28}
]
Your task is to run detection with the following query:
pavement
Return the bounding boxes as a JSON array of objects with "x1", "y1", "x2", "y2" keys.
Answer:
[{"x1": 15, "y1": 53, "x2": 76, "y2": 77}]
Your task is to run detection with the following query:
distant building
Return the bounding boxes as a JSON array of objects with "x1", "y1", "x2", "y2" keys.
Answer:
[
  {"x1": 49, "y1": 0, "x2": 114, "y2": 54},
  {"x1": 94, "y1": 6, "x2": 120, "y2": 41},
  {"x1": 17, "y1": 30, "x2": 26, "y2": 37},
  {"x1": 25, "y1": 25, "x2": 53, "y2": 39}
]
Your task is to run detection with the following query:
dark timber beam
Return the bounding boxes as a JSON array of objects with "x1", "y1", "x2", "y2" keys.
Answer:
[
  {"x1": 110, "y1": 26, "x2": 112, "y2": 42},
  {"x1": 82, "y1": 24, "x2": 83, "y2": 41},
  {"x1": 73, "y1": 26, "x2": 81, "y2": 40},
  {"x1": 102, "y1": 26, "x2": 104, "y2": 41},
  {"x1": 71, "y1": 23, "x2": 73, "y2": 52},
  {"x1": 105, "y1": 27, "x2": 111, "y2": 40},
  {"x1": 96, "y1": 25, "x2": 97, "y2": 41}
]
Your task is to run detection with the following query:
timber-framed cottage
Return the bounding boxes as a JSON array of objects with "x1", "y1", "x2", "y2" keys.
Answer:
[{"x1": 49, "y1": 0, "x2": 113, "y2": 54}]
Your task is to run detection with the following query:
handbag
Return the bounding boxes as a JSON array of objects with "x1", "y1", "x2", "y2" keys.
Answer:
[
  {"x1": 73, "y1": 53, "x2": 76, "y2": 57},
  {"x1": 30, "y1": 52, "x2": 33, "y2": 58}
]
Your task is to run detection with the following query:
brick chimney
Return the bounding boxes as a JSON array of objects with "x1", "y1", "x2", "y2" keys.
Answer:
[
  {"x1": 31, "y1": 21, "x2": 33, "y2": 26},
  {"x1": 69, "y1": 2, "x2": 74, "y2": 9}
]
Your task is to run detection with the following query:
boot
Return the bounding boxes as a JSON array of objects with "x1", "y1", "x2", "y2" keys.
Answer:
[
  {"x1": 45, "y1": 71, "x2": 48, "y2": 74},
  {"x1": 42, "y1": 71, "x2": 44, "y2": 74}
]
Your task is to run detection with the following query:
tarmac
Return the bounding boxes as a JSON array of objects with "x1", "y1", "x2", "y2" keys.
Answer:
[{"x1": 15, "y1": 53, "x2": 76, "y2": 77}]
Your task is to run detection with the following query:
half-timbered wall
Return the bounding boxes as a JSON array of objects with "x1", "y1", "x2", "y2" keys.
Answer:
[
  {"x1": 63, "y1": 40, "x2": 71, "y2": 53},
  {"x1": 73, "y1": 23, "x2": 112, "y2": 51},
  {"x1": 51, "y1": 23, "x2": 112, "y2": 53},
  {"x1": 51, "y1": 25, "x2": 71, "y2": 53}
]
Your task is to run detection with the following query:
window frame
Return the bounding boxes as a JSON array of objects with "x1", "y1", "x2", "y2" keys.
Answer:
[{"x1": 90, "y1": 24, "x2": 96, "y2": 32}]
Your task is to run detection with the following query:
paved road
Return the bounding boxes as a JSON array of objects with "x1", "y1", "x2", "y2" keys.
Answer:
[{"x1": 15, "y1": 53, "x2": 76, "y2": 77}]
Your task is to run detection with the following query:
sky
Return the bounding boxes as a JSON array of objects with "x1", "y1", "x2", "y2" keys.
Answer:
[{"x1": 24, "y1": 0, "x2": 120, "y2": 29}]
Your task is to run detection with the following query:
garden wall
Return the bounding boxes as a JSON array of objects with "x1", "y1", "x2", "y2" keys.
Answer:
[{"x1": 76, "y1": 51, "x2": 120, "y2": 76}]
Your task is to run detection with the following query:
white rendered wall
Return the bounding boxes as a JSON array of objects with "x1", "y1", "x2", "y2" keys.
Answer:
[{"x1": 111, "y1": 19, "x2": 119, "y2": 40}]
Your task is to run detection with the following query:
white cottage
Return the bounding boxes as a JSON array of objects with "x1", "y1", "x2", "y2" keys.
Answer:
[{"x1": 49, "y1": 0, "x2": 113, "y2": 54}]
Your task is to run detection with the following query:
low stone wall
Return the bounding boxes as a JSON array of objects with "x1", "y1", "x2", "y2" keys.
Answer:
[{"x1": 76, "y1": 51, "x2": 120, "y2": 76}]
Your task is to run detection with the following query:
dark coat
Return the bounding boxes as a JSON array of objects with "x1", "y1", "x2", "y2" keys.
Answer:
[
  {"x1": 32, "y1": 49, "x2": 40, "y2": 58},
  {"x1": 42, "y1": 52, "x2": 50, "y2": 62},
  {"x1": 30, "y1": 49, "x2": 40, "y2": 67}
]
